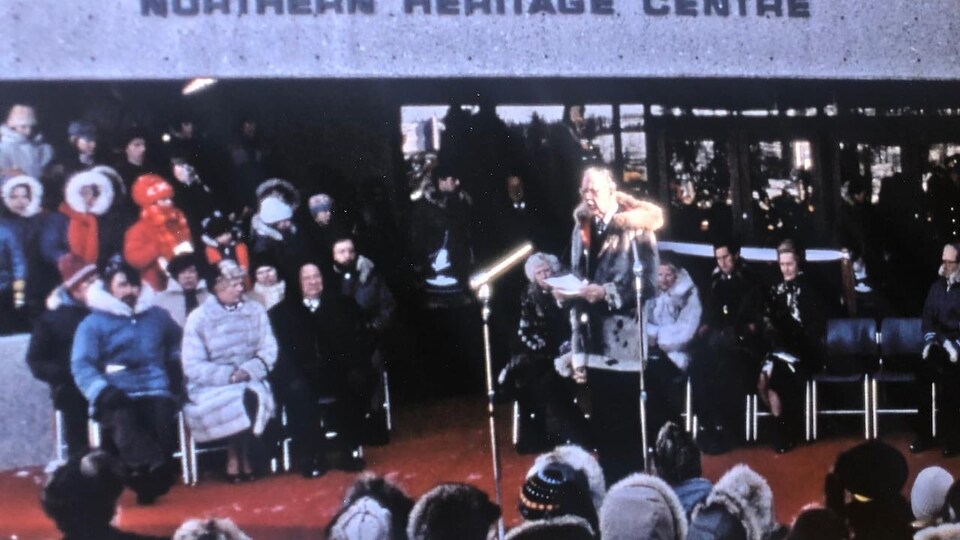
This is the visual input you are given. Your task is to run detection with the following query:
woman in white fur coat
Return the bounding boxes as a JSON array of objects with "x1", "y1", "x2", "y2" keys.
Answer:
[
  {"x1": 645, "y1": 261, "x2": 703, "y2": 372},
  {"x1": 181, "y1": 261, "x2": 277, "y2": 481},
  {"x1": 644, "y1": 260, "x2": 702, "y2": 437}
]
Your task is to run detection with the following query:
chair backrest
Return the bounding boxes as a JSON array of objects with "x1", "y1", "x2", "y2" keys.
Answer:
[
  {"x1": 824, "y1": 318, "x2": 878, "y2": 357},
  {"x1": 879, "y1": 317, "x2": 923, "y2": 357}
]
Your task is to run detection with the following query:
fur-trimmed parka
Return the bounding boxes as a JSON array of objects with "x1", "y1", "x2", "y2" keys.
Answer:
[
  {"x1": 600, "y1": 473, "x2": 688, "y2": 540},
  {"x1": 1, "y1": 174, "x2": 67, "y2": 309},
  {"x1": 59, "y1": 168, "x2": 127, "y2": 267},
  {"x1": 645, "y1": 266, "x2": 702, "y2": 371},
  {"x1": 567, "y1": 191, "x2": 662, "y2": 373},
  {"x1": 688, "y1": 465, "x2": 782, "y2": 540},
  {"x1": 916, "y1": 523, "x2": 960, "y2": 540},
  {"x1": 0, "y1": 124, "x2": 53, "y2": 179},
  {"x1": 505, "y1": 515, "x2": 596, "y2": 539},
  {"x1": 181, "y1": 295, "x2": 277, "y2": 443}
]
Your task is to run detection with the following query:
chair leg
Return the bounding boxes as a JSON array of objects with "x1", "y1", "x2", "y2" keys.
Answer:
[
  {"x1": 177, "y1": 413, "x2": 191, "y2": 486},
  {"x1": 931, "y1": 382, "x2": 937, "y2": 439},
  {"x1": 54, "y1": 410, "x2": 65, "y2": 462},
  {"x1": 805, "y1": 381, "x2": 813, "y2": 441},
  {"x1": 187, "y1": 428, "x2": 198, "y2": 486},
  {"x1": 382, "y1": 370, "x2": 393, "y2": 432},
  {"x1": 281, "y1": 407, "x2": 291, "y2": 473},
  {"x1": 684, "y1": 377, "x2": 693, "y2": 433},
  {"x1": 862, "y1": 376, "x2": 871, "y2": 440},
  {"x1": 512, "y1": 401, "x2": 519, "y2": 445},
  {"x1": 752, "y1": 395, "x2": 759, "y2": 441},
  {"x1": 812, "y1": 380, "x2": 818, "y2": 440},
  {"x1": 871, "y1": 378, "x2": 879, "y2": 439},
  {"x1": 88, "y1": 420, "x2": 101, "y2": 449}
]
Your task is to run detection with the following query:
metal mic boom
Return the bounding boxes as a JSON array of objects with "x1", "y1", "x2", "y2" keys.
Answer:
[{"x1": 469, "y1": 243, "x2": 534, "y2": 290}]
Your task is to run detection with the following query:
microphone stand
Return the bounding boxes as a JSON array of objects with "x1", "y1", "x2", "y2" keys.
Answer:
[
  {"x1": 469, "y1": 243, "x2": 533, "y2": 540},
  {"x1": 632, "y1": 236, "x2": 652, "y2": 473}
]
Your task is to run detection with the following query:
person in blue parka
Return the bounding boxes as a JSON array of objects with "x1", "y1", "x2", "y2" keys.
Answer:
[{"x1": 71, "y1": 257, "x2": 182, "y2": 505}]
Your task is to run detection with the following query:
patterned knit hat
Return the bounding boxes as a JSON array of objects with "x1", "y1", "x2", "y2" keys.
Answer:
[
  {"x1": 520, "y1": 461, "x2": 598, "y2": 532},
  {"x1": 58, "y1": 253, "x2": 97, "y2": 290}
]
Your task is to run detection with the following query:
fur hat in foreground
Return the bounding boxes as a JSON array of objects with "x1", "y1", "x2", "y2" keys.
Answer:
[
  {"x1": 504, "y1": 515, "x2": 596, "y2": 540},
  {"x1": 913, "y1": 466, "x2": 955, "y2": 526},
  {"x1": 172, "y1": 517, "x2": 251, "y2": 540},
  {"x1": 325, "y1": 473, "x2": 414, "y2": 540},
  {"x1": 688, "y1": 464, "x2": 779, "y2": 540},
  {"x1": 528, "y1": 445, "x2": 606, "y2": 512},
  {"x1": 600, "y1": 473, "x2": 688, "y2": 540},
  {"x1": 916, "y1": 522, "x2": 960, "y2": 540},
  {"x1": 406, "y1": 483, "x2": 500, "y2": 540}
]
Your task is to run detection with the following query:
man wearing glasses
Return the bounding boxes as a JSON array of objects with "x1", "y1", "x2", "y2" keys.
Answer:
[{"x1": 913, "y1": 243, "x2": 960, "y2": 456}]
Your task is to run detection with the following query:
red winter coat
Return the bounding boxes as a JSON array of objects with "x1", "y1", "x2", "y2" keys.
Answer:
[{"x1": 124, "y1": 205, "x2": 192, "y2": 291}]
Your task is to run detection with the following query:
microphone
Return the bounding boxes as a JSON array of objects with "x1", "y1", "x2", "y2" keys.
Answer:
[{"x1": 469, "y1": 243, "x2": 534, "y2": 291}]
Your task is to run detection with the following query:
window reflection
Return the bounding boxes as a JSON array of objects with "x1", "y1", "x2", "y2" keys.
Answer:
[
  {"x1": 665, "y1": 138, "x2": 732, "y2": 241},
  {"x1": 749, "y1": 139, "x2": 816, "y2": 245}
]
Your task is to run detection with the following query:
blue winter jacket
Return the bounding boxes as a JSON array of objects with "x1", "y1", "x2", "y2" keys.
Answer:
[
  {"x1": 0, "y1": 221, "x2": 25, "y2": 292},
  {"x1": 71, "y1": 281, "x2": 182, "y2": 414}
]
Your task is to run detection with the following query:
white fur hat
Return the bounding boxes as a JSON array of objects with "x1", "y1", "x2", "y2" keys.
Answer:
[
  {"x1": 258, "y1": 196, "x2": 293, "y2": 225},
  {"x1": 328, "y1": 496, "x2": 392, "y2": 540}
]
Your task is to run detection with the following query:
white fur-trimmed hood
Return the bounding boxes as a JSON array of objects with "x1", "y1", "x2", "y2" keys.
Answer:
[
  {"x1": 529, "y1": 445, "x2": 606, "y2": 512},
  {"x1": 65, "y1": 169, "x2": 115, "y2": 216},
  {"x1": 693, "y1": 464, "x2": 777, "y2": 540},
  {"x1": 1, "y1": 174, "x2": 42, "y2": 217},
  {"x1": 916, "y1": 523, "x2": 960, "y2": 540},
  {"x1": 86, "y1": 279, "x2": 156, "y2": 317},
  {"x1": 574, "y1": 190, "x2": 665, "y2": 233},
  {"x1": 601, "y1": 473, "x2": 688, "y2": 539}
]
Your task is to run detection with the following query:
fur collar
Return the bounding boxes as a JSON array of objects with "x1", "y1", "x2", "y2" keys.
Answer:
[
  {"x1": 64, "y1": 170, "x2": 115, "y2": 216},
  {"x1": 573, "y1": 191, "x2": 664, "y2": 233},
  {"x1": 45, "y1": 286, "x2": 82, "y2": 311},
  {"x1": 0, "y1": 124, "x2": 46, "y2": 145},
  {"x1": 658, "y1": 267, "x2": 695, "y2": 300},
  {"x1": 251, "y1": 214, "x2": 291, "y2": 242},
  {"x1": 421, "y1": 178, "x2": 473, "y2": 209},
  {"x1": 604, "y1": 473, "x2": 689, "y2": 539},
  {"x1": 86, "y1": 279, "x2": 156, "y2": 317},
  {"x1": 916, "y1": 523, "x2": 960, "y2": 540},
  {"x1": 694, "y1": 464, "x2": 776, "y2": 540},
  {"x1": 505, "y1": 515, "x2": 595, "y2": 539},
  {"x1": 335, "y1": 255, "x2": 375, "y2": 284},
  {"x1": 940, "y1": 265, "x2": 960, "y2": 288},
  {"x1": 1, "y1": 175, "x2": 42, "y2": 217},
  {"x1": 529, "y1": 445, "x2": 606, "y2": 512}
]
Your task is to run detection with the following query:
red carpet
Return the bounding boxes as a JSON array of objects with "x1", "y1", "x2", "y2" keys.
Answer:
[{"x1": 2, "y1": 397, "x2": 960, "y2": 539}]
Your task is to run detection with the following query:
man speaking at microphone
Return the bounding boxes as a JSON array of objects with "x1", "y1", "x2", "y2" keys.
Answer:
[{"x1": 557, "y1": 166, "x2": 663, "y2": 485}]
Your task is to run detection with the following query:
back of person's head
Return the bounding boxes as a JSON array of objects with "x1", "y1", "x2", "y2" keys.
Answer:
[
  {"x1": 654, "y1": 421, "x2": 702, "y2": 485},
  {"x1": 600, "y1": 473, "x2": 687, "y2": 540},
  {"x1": 786, "y1": 507, "x2": 848, "y2": 540},
  {"x1": 325, "y1": 473, "x2": 414, "y2": 540},
  {"x1": 913, "y1": 467, "x2": 955, "y2": 527},
  {"x1": 941, "y1": 480, "x2": 960, "y2": 523},
  {"x1": 687, "y1": 464, "x2": 780, "y2": 540},
  {"x1": 504, "y1": 515, "x2": 596, "y2": 540},
  {"x1": 173, "y1": 517, "x2": 251, "y2": 540},
  {"x1": 406, "y1": 483, "x2": 500, "y2": 540},
  {"x1": 41, "y1": 451, "x2": 124, "y2": 535},
  {"x1": 519, "y1": 461, "x2": 598, "y2": 533},
  {"x1": 528, "y1": 445, "x2": 606, "y2": 513}
]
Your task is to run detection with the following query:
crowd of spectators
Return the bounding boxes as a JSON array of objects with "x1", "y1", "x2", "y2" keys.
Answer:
[{"x1": 39, "y1": 425, "x2": 960, "y2": 539}]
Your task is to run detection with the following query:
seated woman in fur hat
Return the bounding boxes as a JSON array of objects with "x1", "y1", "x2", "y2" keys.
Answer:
[{"x1": 181, "y1": 260, "x2": 277, "y2": 482}]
